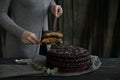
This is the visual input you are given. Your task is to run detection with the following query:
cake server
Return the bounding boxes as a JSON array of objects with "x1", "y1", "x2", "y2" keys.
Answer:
[{"x1": 53, "y1": 17, "x2": 58, "y2": 31}]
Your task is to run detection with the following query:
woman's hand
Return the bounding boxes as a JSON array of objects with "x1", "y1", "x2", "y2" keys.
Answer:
[
  {"x1": 51, "y1": 5, "x2": 63, "y2": 17},
  {"x1": 21, "y1": 31, "x2": 40, "y2": 44}
]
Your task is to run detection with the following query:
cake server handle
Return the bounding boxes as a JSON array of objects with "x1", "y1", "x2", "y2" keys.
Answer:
[{"x1": 53, "y1": 17, "x2": 57, "y2": 31}]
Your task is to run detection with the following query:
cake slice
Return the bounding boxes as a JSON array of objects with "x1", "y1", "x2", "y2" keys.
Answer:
[
  {"x1": 41, "y1": 31, "x2": 63, "y2": 45},
  {"x1": 43, "y1": 31, "x2": 63, "y2": 38}
]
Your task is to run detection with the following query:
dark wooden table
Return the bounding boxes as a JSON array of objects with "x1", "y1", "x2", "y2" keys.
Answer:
[{"x1": 0, "y1": 58, "x2": 120, "y2": 80}]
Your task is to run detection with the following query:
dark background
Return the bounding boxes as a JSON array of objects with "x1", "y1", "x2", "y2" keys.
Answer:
[{"x1": 0, "y1": 0, "x2": 120, "y2": 58}]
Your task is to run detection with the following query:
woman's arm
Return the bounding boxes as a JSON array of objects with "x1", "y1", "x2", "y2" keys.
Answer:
[{"x1": 0, "y1": 0, "x2": 26, "y2": 39}]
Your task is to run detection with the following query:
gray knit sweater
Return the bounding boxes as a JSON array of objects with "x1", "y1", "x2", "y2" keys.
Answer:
[{"x1": 0, "y1": 0, "x2": 56, "y2": 58}]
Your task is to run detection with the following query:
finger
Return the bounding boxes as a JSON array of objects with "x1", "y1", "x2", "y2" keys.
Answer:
[
  {"x1": 58, "y1": 6, "x2": 63, "y2": 14},
  {"x1": 30, "y1": 35, "x2": 40, "y2": 44},
  {"x1": 56, "y1": 6, "x2": 63, "y2": 17},
  {"x1": 55, "y1": 6, "x2": 58, "y2": 17},
  {"x1": 23, "y1": 39, "x2": 31, "y2": 44},
  {"x1": 57, "y1": 12, "x2": 62, "y2": 17},
  {"x1": 27, "y1": 37, "x2": 36, "y2": 44},
  {"x1": 22, "y1": 40, "x2": 27, "y2": 44}
]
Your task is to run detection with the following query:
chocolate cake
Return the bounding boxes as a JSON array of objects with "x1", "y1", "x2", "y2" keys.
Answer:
[{"x1": 46, "y1": 45, "x2": 92, "y2": 73}]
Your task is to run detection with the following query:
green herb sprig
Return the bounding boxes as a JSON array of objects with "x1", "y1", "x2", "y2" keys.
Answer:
[{"x1": 32, "y1": 63, "x2": 58, "y2": 75}]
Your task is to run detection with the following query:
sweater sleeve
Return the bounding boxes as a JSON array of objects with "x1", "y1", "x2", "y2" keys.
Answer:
[
  {"x1": 0, "y1": 0, "x2": 26, "y2": 39},
  {"x1": 49, "y1": 0, "x2": 56, "y2": 9}
]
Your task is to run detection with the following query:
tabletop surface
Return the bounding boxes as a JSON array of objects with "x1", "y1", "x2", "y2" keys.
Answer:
[{"x1": 0, "y1": 58, "x2": 120, "y2": 80}]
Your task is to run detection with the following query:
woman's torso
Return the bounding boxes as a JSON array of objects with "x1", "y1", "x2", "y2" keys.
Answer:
[{"x1": 3, "y1": 0, "x2": 52, "y2": 58}]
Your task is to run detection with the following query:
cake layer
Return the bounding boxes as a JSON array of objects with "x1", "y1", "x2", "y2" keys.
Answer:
[
  {"x1": 58, "y1": 63, "x2": 92, "y2": 73},
  {"x1": 49, "y1": 45, "x2": 89, "y2": 57},
  {"x1": 47, "y1": 54, "x2": 91, "y2": 63},
  {"x1": 46, "y1": 61, "x2": 92, "y2": 73},
  {"x1": 46, "y1": 60, "x2": 91, "y2": 68},
  {"x1": 43, "y1": 31, "x2": 63, "y2": 38}
]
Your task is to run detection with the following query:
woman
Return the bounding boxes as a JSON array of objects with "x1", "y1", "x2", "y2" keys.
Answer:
[{"x1": 0, "y1": 0, "x2": 63, "y2": 58}]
